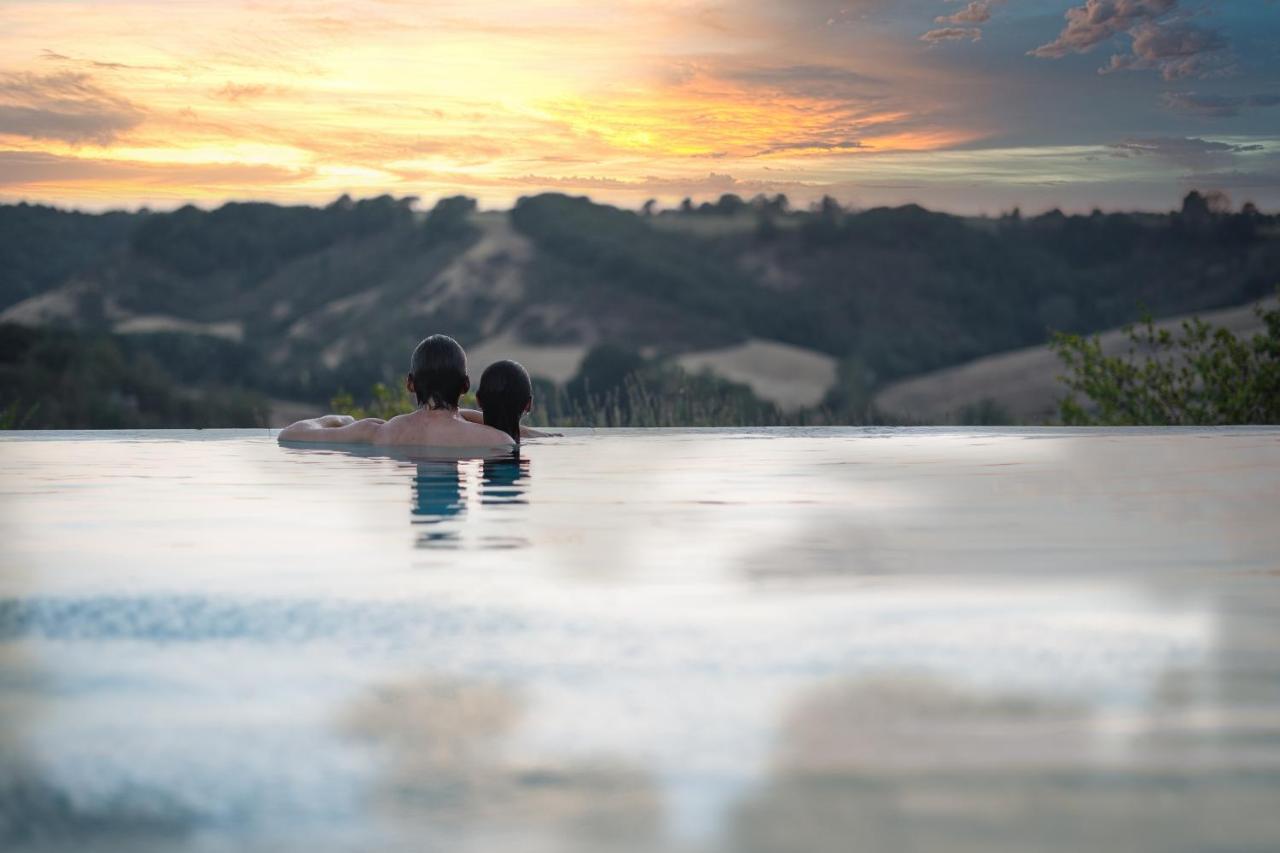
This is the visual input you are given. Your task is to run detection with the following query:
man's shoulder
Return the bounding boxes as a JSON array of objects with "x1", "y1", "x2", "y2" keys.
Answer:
[
  {"x1": 376, "y1": 410, "x2": 513, "y2": 447},
  {"x1": 381, "y1": 412, "x2": 417, "y2": 428}
]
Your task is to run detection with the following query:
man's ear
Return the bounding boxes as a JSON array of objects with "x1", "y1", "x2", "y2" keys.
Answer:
[
  {"x1": 524, "y1": 398, "x2": 533, "y2": 414},
  {"x1": 405, "y1": 374, "x2": 415, "y2": 394},
  {"x1": 462, "y1": 376, "x2": 471, "y2": 395}
]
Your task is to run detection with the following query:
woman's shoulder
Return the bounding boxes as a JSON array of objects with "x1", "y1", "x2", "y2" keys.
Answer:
[{"x1": 462, "y1": 420, "x2": 517, "y2": 446}]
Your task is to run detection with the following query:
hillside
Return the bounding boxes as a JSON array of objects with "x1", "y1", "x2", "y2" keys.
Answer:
[
  {"x1": 2, "y1": 192, "x2": 1277, "y2": 427},
  {"x1": 872, "y1": 301, "x2": 1273, "y2": 425}
]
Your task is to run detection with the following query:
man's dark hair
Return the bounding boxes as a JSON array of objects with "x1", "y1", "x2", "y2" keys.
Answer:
[{"x1": 408, "y1": 334, "x2": 468, "y2": 410}]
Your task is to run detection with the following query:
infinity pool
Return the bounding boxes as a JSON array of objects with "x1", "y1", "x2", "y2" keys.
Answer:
[{"x1": 2, "y1": 428, "x2": 1279, "y2": 852}]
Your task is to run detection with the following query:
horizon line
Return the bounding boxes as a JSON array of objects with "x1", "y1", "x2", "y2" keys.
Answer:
[{"x1": 0, "y1": 189, "x2": 1263, "y2": 220}]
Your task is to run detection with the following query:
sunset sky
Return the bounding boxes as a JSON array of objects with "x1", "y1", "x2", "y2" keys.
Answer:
[{"x1": 2, "y1": 0, "x2": 1278, "y2": 213}]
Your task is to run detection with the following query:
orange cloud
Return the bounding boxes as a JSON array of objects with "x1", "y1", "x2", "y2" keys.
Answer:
[
  {"x1": 539, "y1": 59, "x2": 971, "y2": 161},
  {"x1": 0, "y1": 0, "x2": 1004, "y2": 208},
  {"x1": 0, "y1": 70, "x2": 145, "y2": 144}
]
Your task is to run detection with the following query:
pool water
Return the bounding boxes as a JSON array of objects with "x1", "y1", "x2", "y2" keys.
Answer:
[{"x1": 2, "y1": 427, "x2": 1279, "y2": 852}]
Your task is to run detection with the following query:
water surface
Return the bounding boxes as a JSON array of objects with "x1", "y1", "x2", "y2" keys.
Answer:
[{"x1": 2, "y1": 427, "x2": 1279, "y2": 852}]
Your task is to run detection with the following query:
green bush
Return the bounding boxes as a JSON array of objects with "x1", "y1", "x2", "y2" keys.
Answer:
[
  {"x1": 1051, "y1": 294, "x2": 1280, "y2": 425},
  {"x1": 330, "y1": 383, "x2": 414, "y2": 419},
  {"x1": 330, "y1": 383, "x2": 480, "y2": 420},
  {"x1": 0, "y1": 324, "x2": 269, "y2": 428}
]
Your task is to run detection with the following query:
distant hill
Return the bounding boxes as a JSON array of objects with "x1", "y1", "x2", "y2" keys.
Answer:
[
  {"x1": 0, "y1": 322, "x2": 268, "y2": 429},
  {"x1": 872, "y1": 300, "x2": 1273, "y2": 425},
  {"x1": 2, "y1": 192, "x2": 1277, "y2": 427}
]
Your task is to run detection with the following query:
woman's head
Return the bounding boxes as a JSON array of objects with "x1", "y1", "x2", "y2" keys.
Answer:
[{"x1": 476, "y1": 360, "x2": 533, "y2": 443}]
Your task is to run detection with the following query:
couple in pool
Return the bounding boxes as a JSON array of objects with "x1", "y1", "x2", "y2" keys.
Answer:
[{"x1": 277, "y1": 334, "x2": 551, "y2": 449}]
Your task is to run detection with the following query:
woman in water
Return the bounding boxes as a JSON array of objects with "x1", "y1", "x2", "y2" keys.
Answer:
[{"x1": 464, "y1": 359, "x2": 552, "y2": 444}]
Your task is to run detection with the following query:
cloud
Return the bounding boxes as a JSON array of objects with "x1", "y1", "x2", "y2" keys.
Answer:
[
  {"x1": 0, "y1": 150, "x2": 314, "y2": 187},
  {"x1": 936, "y1": 1, "x2": 998, "y2": 26},
  {"x1": 1162, "y1": 91, "x2": 1280, "y2": 118},
  {"x1": 753, "y1": 139, "x2": 866, "y2": 156},
  {"x1": 1030, "y1": 0, "x2": 1232, "y2": 80},
  {"x1": 921, "y1": 1, "x2": 1007, "y2": 46},
  {"x1": 1180, "y1": 169, "x2": 1280, "y2": 190},
  {"x1": 698, "y1": 0, "x2": 901, "y2": 41},
  {"x1": 1031, "y1": 0, "x2": 1179, "y2": 58},
  {"x1": 39, "y1": 48, "x2": 157, "y2": 72},
  {"x1": 0, "y1": 71, "x2": 144, "y2": 144},
  {"x1": 783, "y1": 0, "x2": 893, "y2": 26},
  {"x1": 1108, "y1": 136, "x2": 1263, "y2": 170},
  {"x1": 927, "y1": 0, "x2": 1235, "y2": 81},
  {"x1": 721, "y1": 64, "x2": 885, "y2": 97},
  {"x1": 3, "y1": 0, "x2": 1274, "y2": 213},
  {"x1": 1103, "y1": 20, "x2": 1232, "y2": 80},
  {"x1": 1162, "y1": 91, "x2": 1243, "y2": 117},
  {"x1": 920, "y1": 27, "x2": 983, "y2": 44},
  {"x1": 211, "y1": 82, "x2": 293, "y2": 103},
  {"x1": 513, "y1": 170, "x2": 820, "y2": 198},
  {"x1": 537, "y1": 57, "x2": 947, "y2": 161}
]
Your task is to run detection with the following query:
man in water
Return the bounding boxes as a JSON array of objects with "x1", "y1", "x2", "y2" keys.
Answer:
[{"x1": 277, "y1": 334, "x2": 515, "y2": 449}]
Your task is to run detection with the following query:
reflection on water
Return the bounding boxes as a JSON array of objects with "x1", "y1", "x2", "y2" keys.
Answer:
[
  {"x1": 479, "y1": 457, "x2": 530, "y2": 551},
  {"x1": 342, "y1": 674, "x2": 660, "y2": 851},
  {"x1": 411, "y1": 457, "x2": 530, "y2": 550},
  {"x1": 0, "y1": 644, "x2": 198, "y2": 850},
  {"x1": 731, "y1": 669, "x2": 1280, "y2": 853},
  {"x1": 481, "y1": 457, "x2": 529, "y2": 507},
  {"x1": 1, "y1": 428, "x2": 1278, "y2": 852},
  {"x1": 412, "y1": 462, "x2": 467, "y2": 549}
]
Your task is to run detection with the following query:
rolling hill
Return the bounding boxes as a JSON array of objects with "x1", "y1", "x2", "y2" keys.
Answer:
[
  {"x1": 873, "y1": 300, "x2": 1273, "y2": 424},
  {"x1": 2, "y1": 192, "x2": 1277, "y2": 427}
]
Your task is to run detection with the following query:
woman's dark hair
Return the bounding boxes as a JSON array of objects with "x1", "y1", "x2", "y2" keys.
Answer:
[
  {"x1": 476, "y1": 360, "x2": 532, "y2": 443},
  {"x1": 409, "y1": 334, "x2": 468, "y2": 410}
]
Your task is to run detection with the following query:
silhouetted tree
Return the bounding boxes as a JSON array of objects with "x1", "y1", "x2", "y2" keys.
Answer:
[
  {"x1": 423, "y1": 195, "x2": 478, "y2": 245},
  {"x1": 716, "y1": 194, "x2": 746, "y2": 215},
  {"x1": 817, "y1": 195, "x2": 843, "y2": 218},
  {"x1": 1180, "y1": 190, "x2": 1211, "y2": 224},
  {"x1": 566, "y1": 344, "x2": 646, "y2": 404}
]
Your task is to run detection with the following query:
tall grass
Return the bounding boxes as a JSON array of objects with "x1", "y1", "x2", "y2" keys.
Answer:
[
  {"x1": 0, "y1": 400, "x2": 39, "y2": 429},
  {"x1": 331, "y1": 367, "x2": 901, "y2": 428},
  {"x1": 525, "y1": 374, "x2": 836, "y2": 428}
]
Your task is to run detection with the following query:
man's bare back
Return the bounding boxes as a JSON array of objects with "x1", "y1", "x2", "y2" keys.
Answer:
[
  {"x1": 278, "y1": 407, "x2": 514, "y2": 449},
  {"x1": 278, "y1": 334, "x2": 519, "y2": 450}
]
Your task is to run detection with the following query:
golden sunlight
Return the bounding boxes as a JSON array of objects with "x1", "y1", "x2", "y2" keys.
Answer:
[{"x1": 0, "y1": 0, "x2": 978, "y2": 208}]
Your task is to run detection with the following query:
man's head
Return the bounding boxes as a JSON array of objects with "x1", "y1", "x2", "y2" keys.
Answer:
[{"x1": 407, "y1": 334, "x2": 468, "y2": 410}]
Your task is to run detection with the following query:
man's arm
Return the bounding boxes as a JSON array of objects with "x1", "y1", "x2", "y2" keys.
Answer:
[{"x1": 277, "y1": 414, "x2": 385, "y2": 443}]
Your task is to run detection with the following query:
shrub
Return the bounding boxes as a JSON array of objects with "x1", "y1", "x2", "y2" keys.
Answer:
[{"x1": 1051, "y1": 293, "x2": 1280, "y2": 425}]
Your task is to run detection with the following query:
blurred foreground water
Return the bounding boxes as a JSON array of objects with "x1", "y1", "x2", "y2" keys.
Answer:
[{"x1": 1, "y1": 427, "x2": 1278, "y2": 852}]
